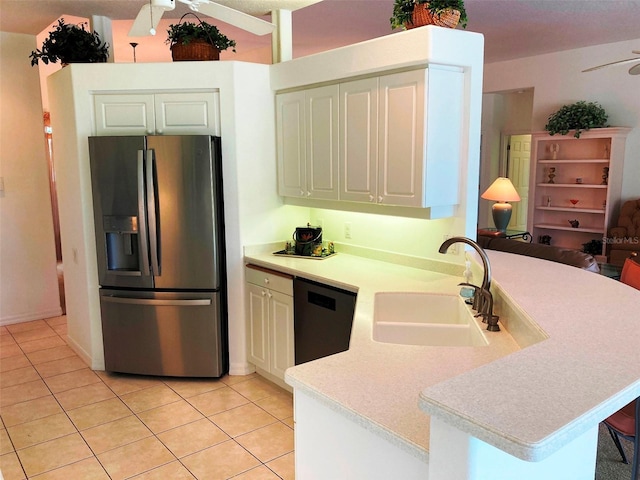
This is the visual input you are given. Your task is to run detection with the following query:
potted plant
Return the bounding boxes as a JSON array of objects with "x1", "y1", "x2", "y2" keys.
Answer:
[
  {"x1": 29, "y1": 18, "x2": 109, "y2": 66},
  {"x1": 544, "y1": 101, "x2": 609, "y2": 138},
  {"x1": 167, "y1": 14, "x2": 236, "y2": 62},
  {"x1": 391, "y1": 0, "x2": 468, "y2": 30}
]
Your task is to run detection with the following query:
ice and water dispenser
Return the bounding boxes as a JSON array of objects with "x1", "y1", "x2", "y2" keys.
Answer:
[{"x1": 103, "y1": 215, "x2": 140, "y2": 271}]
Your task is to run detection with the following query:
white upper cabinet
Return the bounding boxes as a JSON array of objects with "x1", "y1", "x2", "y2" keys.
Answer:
[
  {"x1": 340, "y1": 77, "x2": 378, "y2": 203},
  {"x1": 93, "y1": 91, "x2": 220, "y2": 136},
  {"x1": 306, "y1": 85, "x2": 340, "y2": 199},
  {"x1": 277, "y1": 67, "x2": 464, "y2": 211},
  {"x1": 276, "y1": 91, "x2": 306, "y2": 197},
  {"x1": 276, "y1": 86, "x2": 339, "y2": 199},
  {"x1": 378, "y1": 70, "x2": 426, "y2": 207}
]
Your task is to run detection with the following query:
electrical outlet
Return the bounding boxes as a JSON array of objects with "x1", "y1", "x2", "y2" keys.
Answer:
[
  {"x1": 344, "y1": 222, "x2": 352, "y2": 239},
  {"x1": 442, "y1": 235, "x2": 459, "y2": 254}
]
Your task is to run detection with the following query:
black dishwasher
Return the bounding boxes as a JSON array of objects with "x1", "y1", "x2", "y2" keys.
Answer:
[{"x1": 294, "y1": 277, "x2": 357, "y2": 365}]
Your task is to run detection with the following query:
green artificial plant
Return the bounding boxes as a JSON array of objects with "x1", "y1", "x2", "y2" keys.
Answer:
[
  {"x1": 167, "y1": 14, "x2": 236, "y2": 52},
  {"x1": 544, "y1": 101, "x2": 609, "y2": 138},
  {"x1": 391, "y1": 0, "x2": 468, "y2": 30},
  {"x1": 30, "y1": 18, "x2": 109, "y2": 66}
]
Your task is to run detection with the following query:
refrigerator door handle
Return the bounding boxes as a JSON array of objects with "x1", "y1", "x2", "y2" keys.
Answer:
[
  {"x1": 145, "y1": 149, "x2": 161, "y2": 276},
  {"x1": 101, "y1": 296, "x2": 212, "y2": 307},
  {"x1": 137, "y1": 151, "x2": 151, "y2": 276}
]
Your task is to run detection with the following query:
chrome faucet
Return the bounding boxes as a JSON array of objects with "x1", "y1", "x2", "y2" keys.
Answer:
[{"x1": 438, "y1": 237, "x2": 500, "y2": 331}]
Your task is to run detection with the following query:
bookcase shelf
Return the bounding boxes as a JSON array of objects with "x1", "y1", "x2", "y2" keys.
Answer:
[{"x1": 527, "y1": 128, "x2": 630, "y2": 256}]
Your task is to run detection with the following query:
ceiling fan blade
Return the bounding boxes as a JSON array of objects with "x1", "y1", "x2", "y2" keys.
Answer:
[
  {"x1": 582, "y1": 57, "x2": 640, "y2": 72},
  {"x1": 629, "y1": 64, "x2": 640, "y2": 75},
  {"x1": 186, "y1": 0, "x2": 276, "y2": 36},
  {"x1": 128, "y1": 2, "x2": 173, "y2": 37}
]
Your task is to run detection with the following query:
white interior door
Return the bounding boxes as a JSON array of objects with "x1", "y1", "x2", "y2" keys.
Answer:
[{"x1": 506, "y1": 134, "x2": 531, "y2": 231}]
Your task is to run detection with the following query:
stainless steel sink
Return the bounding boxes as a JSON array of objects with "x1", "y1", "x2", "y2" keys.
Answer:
[{"x1": 373, "y1": 292, "x2": 488, "y2": 347}]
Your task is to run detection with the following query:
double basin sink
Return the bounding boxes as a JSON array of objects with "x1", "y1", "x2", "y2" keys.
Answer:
[{"x1": 373, "y1": 292, "x2": 488, "y2": 347}]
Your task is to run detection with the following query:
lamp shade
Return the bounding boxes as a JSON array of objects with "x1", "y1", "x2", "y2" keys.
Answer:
[
  {"x1": 481, "y1": 177, "x2": 521, "y2": 202},
  {"x1": 481, "y1": 177, "x2": 521, "y2": 232}
]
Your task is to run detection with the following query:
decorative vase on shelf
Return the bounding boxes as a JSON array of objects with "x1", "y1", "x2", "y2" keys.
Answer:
[
  {"x1": 549, "y1": 143, "x2": 559, "y2": 160},
  {"x1": 547, "y1": 167, "x2": 556, "y2": 184}
]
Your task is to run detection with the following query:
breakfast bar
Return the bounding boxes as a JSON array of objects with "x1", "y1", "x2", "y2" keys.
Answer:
[{"x1": 244, "y1": 244, "x2": 640, "y2": 479}]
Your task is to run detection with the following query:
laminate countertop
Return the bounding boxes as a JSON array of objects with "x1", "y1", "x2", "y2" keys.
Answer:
[{"x1": 243, "y1": 244, "x2": 640, "y2": 463}]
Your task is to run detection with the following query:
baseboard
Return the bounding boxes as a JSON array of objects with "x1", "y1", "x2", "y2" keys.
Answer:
[
  {"x1": 229, "y1": 361, "x2": 255, "y2": 376},
  {"x1": 255, "y1": 366, "x2": 293, "y2": 393},
  {"x1": 66, "y1": 334, "x2": 97, "y2": 369},
  {"x1": 0, "y1": 308, "x2": 63, "y2": 327}
]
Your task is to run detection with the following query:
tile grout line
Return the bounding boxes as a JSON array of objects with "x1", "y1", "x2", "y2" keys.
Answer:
[
  {"x1": 2, "y1": 318, "x2": 295, "y2": 479},
  {"x1": 4, "y1": 319, "x2": 115, "y2": 479}
]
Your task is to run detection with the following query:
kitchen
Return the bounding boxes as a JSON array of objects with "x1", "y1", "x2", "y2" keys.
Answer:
[{"x1": 2, "y1": 6, "x2": 640, "y2": 480}]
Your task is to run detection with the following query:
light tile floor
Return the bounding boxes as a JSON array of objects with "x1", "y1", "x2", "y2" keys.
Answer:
[{"x1": 0, "y1": 316, "x2": 295, "y2": 479}]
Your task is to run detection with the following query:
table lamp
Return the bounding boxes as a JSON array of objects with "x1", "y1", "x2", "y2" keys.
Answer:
[{"x1": 481, "y1": 177, "x2": 521, "y2": 232}]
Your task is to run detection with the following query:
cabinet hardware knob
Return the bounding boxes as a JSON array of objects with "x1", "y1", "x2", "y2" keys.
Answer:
[
  {"x1": 378, "y1": 196, "x2": 384, "y2": 203},
  {"x1": 261, "y1": 290, "x2": 266, "y2": 296},
  {"x1": 264, "y1": 278, "x2": 269, "y2": 284},
  {"x1": 156, "y1": 130, "x2": 163, "y2": 135},
  {"x1": 369, "y1": 195, "x2": 374, "y2": 202}
]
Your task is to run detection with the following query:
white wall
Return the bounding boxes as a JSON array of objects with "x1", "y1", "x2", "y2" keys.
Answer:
[
  {"x1": 484, "y1": 38, "x2": 640, "y2": 215},
  {"x1": 0, "y1": 32, "x2": 62, "y2": 325}
]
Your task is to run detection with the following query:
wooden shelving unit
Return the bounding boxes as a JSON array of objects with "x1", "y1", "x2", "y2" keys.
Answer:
[{"x1": 527, "y1": 127, "x2": 630, "y2": 259}]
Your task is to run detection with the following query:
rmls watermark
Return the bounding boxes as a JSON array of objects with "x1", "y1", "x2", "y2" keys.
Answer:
[{"x1": 603, "y1": 236, "x2": 640, "y2": 245}]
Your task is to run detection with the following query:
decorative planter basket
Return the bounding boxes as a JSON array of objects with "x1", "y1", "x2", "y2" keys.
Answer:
[
  {"x1": 407, "y1": 3, "x2": 461, "y2": 29},
  {"x1": 171, "y1": 39, "x2": 220, "y2": 61}
]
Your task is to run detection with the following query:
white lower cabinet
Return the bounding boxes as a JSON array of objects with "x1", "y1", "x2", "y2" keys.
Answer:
[
  {"x1": 93, "y1": 91, "x2": 220, "y2": 136},
  {"x1": 245, "y1": 265, "x2": 294, "y2": 383}
]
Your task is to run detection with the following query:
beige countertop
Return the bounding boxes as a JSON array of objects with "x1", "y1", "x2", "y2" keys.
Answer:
[{"x1": 243, "y1": 244, "x2": 640, "y2": 463}]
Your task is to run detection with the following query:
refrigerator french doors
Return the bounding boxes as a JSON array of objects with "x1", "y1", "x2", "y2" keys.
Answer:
[{"x1": 89, "y1": 135, "x2": 227, "y2": 377}]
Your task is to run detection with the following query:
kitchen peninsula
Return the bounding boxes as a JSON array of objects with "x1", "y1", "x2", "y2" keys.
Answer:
[{"x1": 244, "y1": 245, "x2": 640, "y2": 479}]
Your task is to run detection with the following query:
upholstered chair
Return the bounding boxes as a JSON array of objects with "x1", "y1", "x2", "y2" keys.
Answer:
[{"x1": 608, "y1": 199, "x2": 640, "y2": 266}]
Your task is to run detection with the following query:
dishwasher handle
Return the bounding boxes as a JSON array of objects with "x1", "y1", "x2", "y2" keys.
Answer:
[{"x1": 307, "y1": 291, "x2": 336, "y2": 311}]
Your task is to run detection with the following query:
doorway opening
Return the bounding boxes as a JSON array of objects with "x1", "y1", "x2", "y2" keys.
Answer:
[
  {"x1": 43, "y1": 112, "x2": 65, "y2": 314},
  {"x1": 479, "y1": 88, "x2": 534, "y2": 231}
]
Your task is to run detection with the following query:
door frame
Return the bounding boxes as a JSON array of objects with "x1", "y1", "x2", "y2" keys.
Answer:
[{"x1": 500, "y1": 131, "x2": 532, "y2": 230}]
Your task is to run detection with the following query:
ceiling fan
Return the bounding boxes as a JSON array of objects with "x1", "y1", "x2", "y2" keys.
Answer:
[
  {"x1": 129, "y1": 0, "x2": 276, "y2": 37},
  {"x1": 582, "y1": 50, "x2": 640, "y2": 75}
]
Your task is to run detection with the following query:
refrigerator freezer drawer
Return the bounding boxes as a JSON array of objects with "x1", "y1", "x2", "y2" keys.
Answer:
[{"x1": 100, "y1": 289, "x2": 227, "y2": 377}]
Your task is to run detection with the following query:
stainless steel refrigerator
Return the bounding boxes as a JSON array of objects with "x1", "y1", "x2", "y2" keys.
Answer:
[{"x1": 88, "y1": 135, "x2": 228, "y2": 377}]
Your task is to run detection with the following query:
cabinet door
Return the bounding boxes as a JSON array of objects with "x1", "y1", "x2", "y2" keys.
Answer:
[
  {"x1": 154, "y1": 92, "x2": 220, "y2": 136},
  {"x1": 276, "y1": 91, "x2": 307, "y2": 197},
  {"x1": 306, "y1": 85, "x2": 340, "y2": 200},
  {"x1": 378, "y1": 70, "x2": 425, "y2": 207},
  {"x1": 246, "y1": 283, "x2": 270, "y2": 372},
  {"x1": 269, "y1": 290, "x2": 295, "y2": 380},
  {"x1": 94, "y1": 94, "x2": 155, "y2": 135},
  {"x1": 339, "y1": 78, "x2": 379, "y2": 203}
]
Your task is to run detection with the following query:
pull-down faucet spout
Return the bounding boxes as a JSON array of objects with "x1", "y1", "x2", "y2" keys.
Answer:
[{"x1": 438, "y1": 236, "x2": 500, "y2": 331}]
